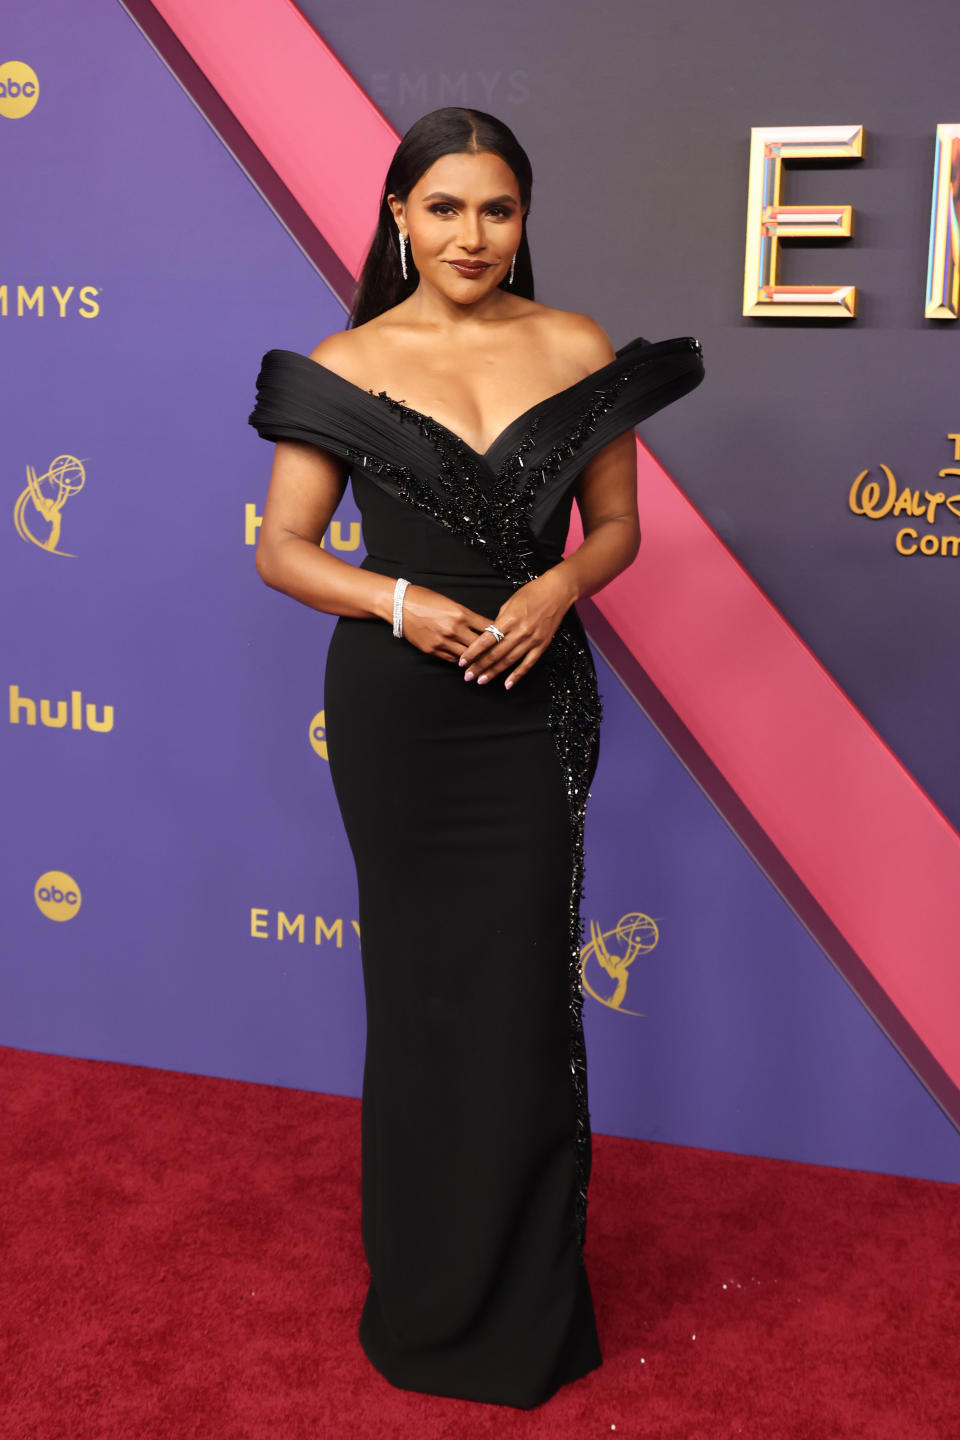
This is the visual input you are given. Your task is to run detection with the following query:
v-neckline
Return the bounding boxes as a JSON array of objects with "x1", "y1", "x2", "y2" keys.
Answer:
[{"x1": 277, "y1": 337, "x2": 651, "y2": 469}]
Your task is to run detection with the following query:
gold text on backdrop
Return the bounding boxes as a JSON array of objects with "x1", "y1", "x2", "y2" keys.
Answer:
[{"x1": 743, "y1": 124, "x2": 960, "y2": 319}]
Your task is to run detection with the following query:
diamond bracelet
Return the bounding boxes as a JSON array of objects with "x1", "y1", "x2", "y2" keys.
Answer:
[{"x1": 392, "y1": 577, "x2": 410, "y2": 638}]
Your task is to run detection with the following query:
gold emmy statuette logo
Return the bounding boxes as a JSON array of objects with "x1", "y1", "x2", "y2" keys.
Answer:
[
  {"x1": 580, "y1": 912, "x2": 660, "y2": 1015},
  {"x1": 309, "y1": 708, "x2": 328, "y2": 761},
  {"x1": 13, "y1": 454, "x2": 86, "y2": 556},
  {"x1": 34, "y1": 870, "x2": 81, "y2": 921},
  {"x1": 0, "y1": 61, "x2": 39, "y2": 119}
]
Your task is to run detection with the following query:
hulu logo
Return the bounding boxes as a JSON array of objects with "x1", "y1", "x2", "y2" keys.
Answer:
[{"x1": 8, "y1": 685, "x2": 114, "y2": 732}]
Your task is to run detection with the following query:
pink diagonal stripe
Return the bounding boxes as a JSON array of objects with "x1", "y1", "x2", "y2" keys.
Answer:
[
  {"x1": 151, "y1": 0, "x2": 960, "y2": 1090},
  {"x1": 566, "y1": 480, "x2": 960, "y2": 1081},
  {"x1": 148, "y1": 0, "x2": 394, "y2": 277}
]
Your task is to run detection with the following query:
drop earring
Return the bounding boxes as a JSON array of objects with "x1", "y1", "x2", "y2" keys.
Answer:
[
  {"x1": 398, "y1": 230, "x2": 408, "y2": 281},
  {"x1": 508, "y1": 251, "x2": 516, "y2": 285}
]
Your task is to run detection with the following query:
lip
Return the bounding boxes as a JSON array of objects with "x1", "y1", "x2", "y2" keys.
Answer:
[{"x1": 447, "y1": 260, "x2": 491, "y2": 275}]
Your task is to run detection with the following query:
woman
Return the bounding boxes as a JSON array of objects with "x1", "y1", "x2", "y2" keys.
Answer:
[{"x1": 248, "y1": 106, "x2": 704, "y2": 1409}]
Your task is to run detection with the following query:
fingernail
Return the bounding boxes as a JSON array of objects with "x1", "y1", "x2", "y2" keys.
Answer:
[
  {"x1": 505, "y1": 680, "x2": 513, "y2": 690},
  {"x1": 477, "y1": 675, "x2": 489, "y2": 685},
  {"x1": 464, "y1": 671, "x2": 474, "y2": 681},
  {"x1": 458, "y1": 657, "x2": 467, "y2": 667}
]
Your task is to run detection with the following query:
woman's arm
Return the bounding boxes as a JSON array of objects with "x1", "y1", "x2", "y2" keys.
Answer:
[
  {"x1": 255, "y1": 330, "x2": 397, "y2": 620},
  {"x1": 530, "y1": 312, "x2": 643, "y2": 604},
  {"x1": 254, "y1": 435, "x2": 394, "y2": 622},
  {"x1": 254, "y1": 432, "x2": 498, "y2": 662},
  {"x1": 548, "y1": 426, "x2": 642, "y2": 603}
]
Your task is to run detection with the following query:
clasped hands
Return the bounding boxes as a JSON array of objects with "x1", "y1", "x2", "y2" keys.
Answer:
[{"x1": 399, "y1": 569, "x2": 577, "y2": 690}]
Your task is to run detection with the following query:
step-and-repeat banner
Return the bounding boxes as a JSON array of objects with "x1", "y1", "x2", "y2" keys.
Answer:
[{"x1": 3, "y1": 0, "x2": 959, "y2": 1182}]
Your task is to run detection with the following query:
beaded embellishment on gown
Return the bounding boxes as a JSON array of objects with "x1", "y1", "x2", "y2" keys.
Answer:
[{"x1": 248, "y1": 334, "x2": 705, "y2": 1408}]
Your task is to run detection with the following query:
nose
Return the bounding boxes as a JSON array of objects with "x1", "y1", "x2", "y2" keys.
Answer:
[{"x1": 457, "y1": 211, "x2": 485, "y2": 252}]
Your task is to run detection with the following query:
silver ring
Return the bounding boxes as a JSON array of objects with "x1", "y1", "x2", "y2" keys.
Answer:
[{"x1": 484, "y1": 624, "x2": 505, "y2": 644}]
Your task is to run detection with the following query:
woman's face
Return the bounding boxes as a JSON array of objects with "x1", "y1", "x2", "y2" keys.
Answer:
[{"x1": 388, "y1": 149, "x2": 525, "y2": 300}]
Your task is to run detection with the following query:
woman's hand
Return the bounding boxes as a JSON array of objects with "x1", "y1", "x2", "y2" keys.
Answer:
[
  {"x1": 399, "y1": 583, "x2": 498, "y2": 663},
  {"x1": 457, "y1": 568, "x2": 578, "y2": 689}
]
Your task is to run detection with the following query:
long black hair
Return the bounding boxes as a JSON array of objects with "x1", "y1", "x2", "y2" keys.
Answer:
[{"x1": 348, "y1": 107, "x2": 534, "y2": 329}]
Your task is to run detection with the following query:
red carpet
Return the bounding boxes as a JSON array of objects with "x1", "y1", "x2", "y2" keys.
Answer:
[{"x1": 2, "y1": 1045, "x2": 958, "y2": 1439}]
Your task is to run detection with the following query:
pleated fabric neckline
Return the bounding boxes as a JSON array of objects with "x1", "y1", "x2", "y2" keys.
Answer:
[{"x1": 264, "y1": 334, "x2": 684, "y2": 475}]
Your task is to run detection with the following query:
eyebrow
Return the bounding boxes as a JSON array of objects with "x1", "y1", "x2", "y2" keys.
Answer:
[{"x1": 420, "y1": 191, "x2": 517, "y2": 206}]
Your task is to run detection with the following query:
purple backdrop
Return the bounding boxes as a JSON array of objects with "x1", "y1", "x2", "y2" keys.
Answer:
[{"x1": 1, "y1": 0, "x2": 958, "y2": 1184}]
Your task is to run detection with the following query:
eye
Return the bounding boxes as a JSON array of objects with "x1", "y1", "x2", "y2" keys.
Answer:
[{"x1": 426, "y1": 202, "x2": 515, "y2": 218}]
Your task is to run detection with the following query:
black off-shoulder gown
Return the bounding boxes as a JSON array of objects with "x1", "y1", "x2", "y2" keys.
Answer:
[{"x1": 248, "y1": 335, "x2": 704, "y2": 1408}]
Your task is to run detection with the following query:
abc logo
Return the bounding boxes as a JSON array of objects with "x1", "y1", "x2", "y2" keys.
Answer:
[
  {"x1": 35, "y1": 870, "x2": 82, "y2": 921},
  {"x1": 0, "y1": 61, "x2": 39, "y2": 119}
]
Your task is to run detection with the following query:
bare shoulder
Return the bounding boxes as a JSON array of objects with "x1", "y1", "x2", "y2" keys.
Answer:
[
  {"x1": 529, "y1": 304, "x2": 617, "y2": 373},
  {"x1": 555, "y1": 309, "x2": 618, "y2": 368},
  {"x1": 307, "y1": 327, "x2": 374, "y2": 386}
]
